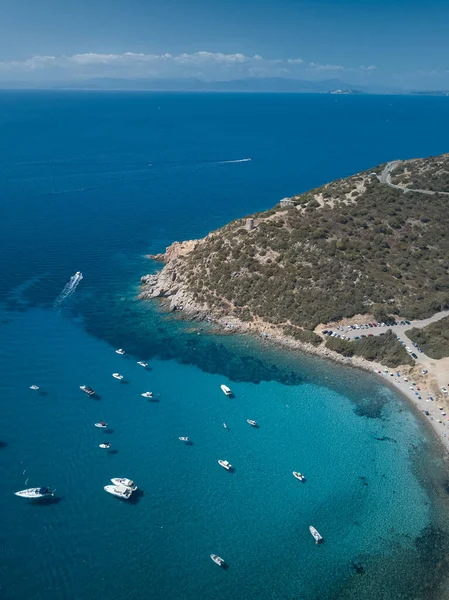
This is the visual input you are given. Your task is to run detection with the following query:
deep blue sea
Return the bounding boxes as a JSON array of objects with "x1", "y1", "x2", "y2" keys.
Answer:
[{"x1": 1, "y1": 91, "x2": 449, "y2": 600}]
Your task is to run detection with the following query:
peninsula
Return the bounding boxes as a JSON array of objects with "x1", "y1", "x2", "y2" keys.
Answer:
[{"x1": 140, "y1": 154, "x2": 449, "y2": 445}]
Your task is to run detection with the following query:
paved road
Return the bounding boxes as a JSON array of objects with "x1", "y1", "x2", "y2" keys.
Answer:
[
  {"x1": 379, "y1": 161, "x2": 449, "y2": 196},
  {"x1": 327, "y1": 310, "x2": 449, "y2": 365}
]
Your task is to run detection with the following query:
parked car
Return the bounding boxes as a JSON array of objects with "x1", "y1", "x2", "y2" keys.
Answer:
[
  {"x1": 418, "y1": 347, "x2": 423, "y2": 353},
  {"x1": 405, "y1": 320, "x2": 411, "y2": 325},
  {"x1": 368, "y1": 333, "x2": 374, "y2": 337},
  {"x1": 354, "y1": 336, "x2": 360, "y2": 340},
  {"x1": 322, "y1": 330, "x2": 328, "y2": 335},
  {"x1": 411, "y1": 353, "x2": 418, "y2": 359}
]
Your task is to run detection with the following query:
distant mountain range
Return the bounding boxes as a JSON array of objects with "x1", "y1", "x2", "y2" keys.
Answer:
[
  {"x1": 0, "y1": 76, "x2": 403, "y2": 94},
  {"x1": 0, "y1": 76, "x2": 446, "y2": 95}
]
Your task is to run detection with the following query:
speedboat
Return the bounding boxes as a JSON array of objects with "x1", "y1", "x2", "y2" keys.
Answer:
[
  {"x1": 210, "y1": 554, "x2": 225, "y2": 567},
  {"x1": 80, "y1": 385, "x2": 95, "y2": 396},
  {"x1": 220, "y1": 384, "x2": 232, "y2": 396},
  {"x1": 309, "y1": 526, "x2": 323, "y2": 544},
  {"x1": 115, "y1": 349, "x2": 125, "y2": 355},
  {"x1": 293, "y1": 471, "x2": 305, "y2": 482},
  {"x1": 99, "y1": 442, "x2": 111, "y2": 449},
  {"x1": 218, "y1": 460, "x2": 232, "y2": 471},
  {"x1": 95, "y1": 421, "x2": 108, "y2": 429},
  {"x1": 223, "y1": 422, "x2": 228, "y2": 429},
  {"x1": 75, "y1": 271, "x2": 82, "y2": 277},
  {"x1": 15, "y1": 487, "x2": 55, "y2": 498},
  {"x1": 30, "y1": 385, "x2": 39, "y2": 390},
  {"x1": 179, "y1": 436, "x2": 189, "y2": 442},
  {"x1": 112, "y1": 373, "x2": 124, "y2": 380},
  {"x1": 141, "y1": 391, "x2": 154, "y2": 398},
  {"x1": 247, "y1": 419, "x2": 258, "y2": 427},
  {"x1": 111, "y1": 478, "x2": 137, "y2": 491},
  {"x1": 137, "y1": 361, "x2": 148, "y2": 367},
  {"x1": 104, "y1": 484, "x2": 132, "y2": 499}
]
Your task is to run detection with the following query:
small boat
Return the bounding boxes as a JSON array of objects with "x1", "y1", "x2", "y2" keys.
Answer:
[
  {"x1": 15, "y1": 487, "x2": 55, "y2": 498},
  {"x1": 112, "y1": 373, "x2": 124, "y2": 380},
  {"x1": 30, "y1": 385, "x2": 39, "y2": 390},
  {"x1": 95, "y1": 421, "x2": 108, "y2": 429},
  {"x1": 99, "y1": 442, "x2": 111, "y2": 449},
  {"x1": 247, "y1": 419, "x2": 258, "y2": 427},
  {"x1": 179, "y1": 436, "x2": 189, "y2": 442},
  {"x1": 80, "y1": 385, "x2": 95, "y2": 396},
  {"x1": 137, "y1": 361, "x2": 148, "y2": 367},
  {"x1": 223, "y1": 422, "x2": 228, "y2": 429},
  {"x1": 104, "y1": 484, "x2": 132, "y2": 499},
  {"x1": 115, "y1": 349, "x2": 125, "y2": 355},
  {"x1": 309, "y1": 526, "x2": 323, "y2": 544},
  {"x1": 218, "y1": 460, "x2": 232, "y2": 471},
  {"x1": 293, "y1": 471, "x2": 305, "y2": 482},
  {"x1": 220, "y1": 384, "x2": 232, "y2": 396},
  {"x1": 210, "y1": 554, "x2": 225, "y2": 567},
  {"x1": 141, "y1": 391, "x2": 154, "y2": 398},
  {"x1": 111, "y1": 478, "x2": 137, "y2": 491}
]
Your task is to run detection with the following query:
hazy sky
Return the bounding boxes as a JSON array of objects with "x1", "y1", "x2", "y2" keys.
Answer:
[{"x1": 0, "y1": 0, "x2": 448, "y2": 88}]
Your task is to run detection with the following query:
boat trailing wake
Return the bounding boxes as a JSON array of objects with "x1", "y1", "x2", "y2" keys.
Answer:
[
  {"x1": 216, "y1": 158, "x2": 251, "y2": 164},
  {"x1": 54, "y1": 272, "x2": 83, "y2": 307}
]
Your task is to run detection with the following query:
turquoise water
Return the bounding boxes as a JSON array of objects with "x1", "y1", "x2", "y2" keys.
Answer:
[{"x1": 1, "y1": 92, "x2": 449, "y2": 599}]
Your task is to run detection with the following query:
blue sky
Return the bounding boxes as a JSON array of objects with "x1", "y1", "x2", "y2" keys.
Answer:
[{"x1": 0, "y1": 0, "x2": 448, "y2": 89}]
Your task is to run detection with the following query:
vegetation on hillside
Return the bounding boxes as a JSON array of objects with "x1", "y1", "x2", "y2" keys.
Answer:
[
  {"x1": 407, "y1": 317, "x2": 449, "y2": 359},
  {"x1": 325, "y1": 330, "x2": 414, "y2": 368},
  {"x1": 176, "y1": 155, "x2": 449, "y2": 333},
  {"x1": 390, "y1": 154, "x2": 449, "y2": 192}
]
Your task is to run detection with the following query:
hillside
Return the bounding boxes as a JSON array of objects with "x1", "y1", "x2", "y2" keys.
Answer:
[{"x1": 140, "y1": 154, "x2": 449, "y2": 364}]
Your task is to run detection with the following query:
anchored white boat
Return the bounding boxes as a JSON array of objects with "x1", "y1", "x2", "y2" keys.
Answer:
[
  {"x1": 223, "y1": 422, "x2": 228, "y2": 429},
  {"x1": 137, "y1": 361, "x2": 148, "y2": 367},
  {"x1": 104, "y1": 484, "x2": 132, "y2": 499},
  {"x1": 80, "y1": 385, "x2": 95, "y2": 396},
  {"x1": 247, "y1": 419, "x2": 258, "y2": 427},
  {"x1": 220, "y1": 384, "x2": 232, "y2": 396},
  {"x1": 95, "y1": 422, "x2": 108, "y2": 429},
  {"x1": 218, "y1": 460, "x2": 232, "y2": 471},
  {"x1": 210, "y1": 554, "x2": 225, "y2": 567},
  {"x1": 30, "y1": 385, "x2": 39, "y2": 390},
  {"x1": 179, "y1": 436, "x2": 189, "y2": 442},
  {"x1": 115, "y1": 349, "x2": 125, "y2": 355},
  {"x1": 309, "y1": 526, "x2": 323, "y2": 544},
  {"x1": 99, "y1": 442, "x2": 111, "y2": 449},
  {"x1": 112, "y1": 373, "x2": 124, "y2": 380},
  {"x1": 111, "y1": 478, "x2": 137, "y2": 491},
  {"x1": 293, "y1": 471, "x2": 305, "y2": 482},
  {"x1": 15, "y1": 487, "x2": 55, "y2": 498},
  {"x1": 141, "y1": 391, "x2": 154, "y2": 398}
]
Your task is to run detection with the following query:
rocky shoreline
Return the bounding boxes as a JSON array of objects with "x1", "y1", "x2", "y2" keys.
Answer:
[{"x1": 140, "y1": 240, "x2": 449, "y2": 455}]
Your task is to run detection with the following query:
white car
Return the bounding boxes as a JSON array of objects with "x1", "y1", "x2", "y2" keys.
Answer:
[{"x1": 442, "y1": 387, "x2": 448, "y2": 394}]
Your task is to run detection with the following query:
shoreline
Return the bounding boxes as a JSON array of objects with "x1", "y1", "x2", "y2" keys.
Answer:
[{"x1": 141, "y1": 280, "x2": 449, "y2": 456}]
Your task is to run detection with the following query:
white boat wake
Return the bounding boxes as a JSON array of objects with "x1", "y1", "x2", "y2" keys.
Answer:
[
  {"x1": 54, "y1": 272, "x2": 83, "y2": 307},
  {"x1": 217, "y1": 158, "x2": 251, "y2": 164}
]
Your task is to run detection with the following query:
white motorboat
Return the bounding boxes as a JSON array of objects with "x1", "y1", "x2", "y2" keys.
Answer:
[
  {"x1": 99, "y1": 442, "x2": 111, "y2": 449},
  {"x1": 141, "y1": 391, "x2": 154, "y2": 398},
  {"x1": 179, "y1": 436, "x2": 189, "y2": 442},
  {"x1": 80, "y1": 385, "x2": 95, "y2": 396},
  {"x1": 210, "y1": 554, "x2": 225, "y2": 567},
  {"x1": 95, "y1": 421, "x2": 108, "y2": 429},
  {"x1": 309, "y1": 526, "x2": 323, "y2": 544},
  {"x1": 115, "y1": 349, "x2": 125, "y2": 355},
  {"x1": 218, "y1": 460, "x2": 232, "y2": 471},
  {"x1": 293, "y1": 471, "x2": 305, "y2": 482},
  {"x1": 15, "y1": 487, "x2": 55, "y2": 498},
  {"x1": 111, "y1": 478, "x2": 137, "y2": 491},
  {"x1": 30, "y1": 385, "x2": 39, "y2": 390},
  {"x1": 223, "y1": 422, "x2": 228, "y2": 429},
  {"x1": 247, "y1": 419, "x2": 258, "y2": 427},
  {"x1": 137, "y1": 361, "x2": 148, "y2": 367},
  {"x1": 104, "y1": 484, "x2": 132, "y2": 499},
  {"x1": 220, "y1": 384, "x2": 232, "y2": 396},
  {"x1": 112, "y1": 373, "x2": 124, "y2": 380}
]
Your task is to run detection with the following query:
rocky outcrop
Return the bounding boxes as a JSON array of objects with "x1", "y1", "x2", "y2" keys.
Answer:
[{"x1": 139, "y1": 239, "x2": 203, "y2": 314}]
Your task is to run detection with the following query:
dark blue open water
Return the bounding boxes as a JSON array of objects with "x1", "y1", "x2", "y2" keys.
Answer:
[{"x1": 1, "y1": 91, "x2": 449, "y2": 599}]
